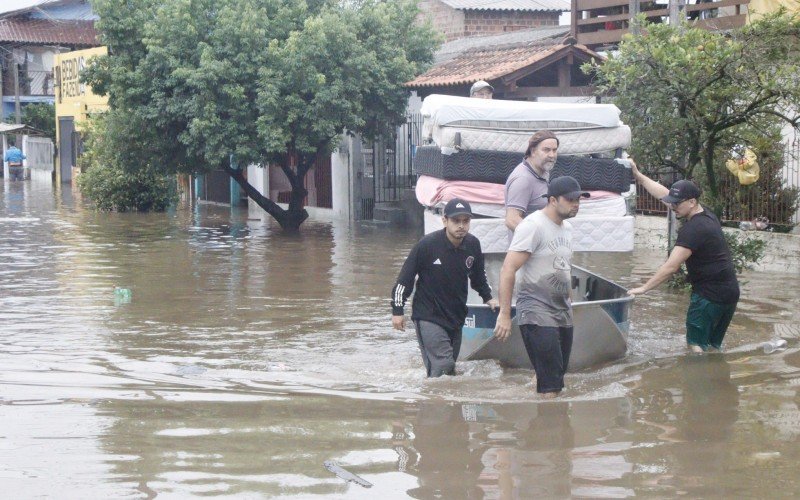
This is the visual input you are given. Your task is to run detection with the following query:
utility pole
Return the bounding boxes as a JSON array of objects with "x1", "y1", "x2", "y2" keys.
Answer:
[
  {"x1": 0, "y1": 55, "x2": 4, "y2": 115},
  {"x1": 13, "y1": 62, "x2": 23, "y2": 154},
  {"x1": 13, "y1": 62, "x2": 21, "y2": 124},
  {"x1": 669, "y1": 0, "x2": 686, "y2": 26},
  {"x1": 629, "y1": 0, "x2": 641, "y2": 35}
]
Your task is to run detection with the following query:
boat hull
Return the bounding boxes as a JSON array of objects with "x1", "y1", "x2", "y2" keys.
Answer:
[{"x1": 460, "y1": 264, "x2": 632, "y2": 372}]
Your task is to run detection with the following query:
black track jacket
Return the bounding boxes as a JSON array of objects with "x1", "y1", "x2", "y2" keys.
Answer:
[{"x1": 391, "y1": 229, "x2": 492, "y2": 331}]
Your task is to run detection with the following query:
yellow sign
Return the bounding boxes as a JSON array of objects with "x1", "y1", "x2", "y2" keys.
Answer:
[{"x1": 54, "y1": 46, "x2": 109, "y2": 120}]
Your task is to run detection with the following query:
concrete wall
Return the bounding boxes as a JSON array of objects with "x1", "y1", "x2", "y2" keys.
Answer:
[
  {"x1": 246, "y1": 163, "x2": 269, "y2": 217},
  {"x1": 636, "y1": 214, "x2": 800, "y2": 274},
  {"x1": 331, "y1": 137, "x2": 352, "y2": 221},
  {"x1": 462, "y1": 10, "x2": 560, "y2": 37}
]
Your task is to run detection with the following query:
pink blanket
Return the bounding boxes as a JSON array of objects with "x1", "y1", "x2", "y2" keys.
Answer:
[
  {"x1": 415, "y1": 175, "x2": 620, "y2": 207},
  {"x1": 415, "y1": 175, "x2": 504, "y2": 206}
]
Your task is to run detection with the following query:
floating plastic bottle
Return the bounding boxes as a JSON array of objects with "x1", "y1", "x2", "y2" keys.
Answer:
[
  {"x1": 762, "y1": 339, "x2": 788, "y2": 354},
  {"x1": 114, "y1": 287, "x2": 132, "y2": 305}
]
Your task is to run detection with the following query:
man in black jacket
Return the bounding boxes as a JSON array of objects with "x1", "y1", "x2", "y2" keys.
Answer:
[{"x1": 391, "y1": 199, "x2": 499, "y2": 377}]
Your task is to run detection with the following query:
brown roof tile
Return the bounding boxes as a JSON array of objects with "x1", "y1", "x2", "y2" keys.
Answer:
[
  {"x1": 0, "y1": 18, "x2": 97, "y2": 46},
  {"x1": 408, "y1": 43, "x2": 563, "y2": 88}
]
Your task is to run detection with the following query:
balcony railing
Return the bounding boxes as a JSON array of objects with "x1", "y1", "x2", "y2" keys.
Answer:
[
  {"x1": 572, "y1": 0, "x2": 751, "y2": 49},
  {"x1": 2, "y1": 70, "x2": 55, "y2": 96}
]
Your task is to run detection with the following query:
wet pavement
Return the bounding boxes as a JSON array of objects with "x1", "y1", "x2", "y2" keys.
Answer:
[{"x1": 1, "y1": 180, "x2": 800, "y2": 497}]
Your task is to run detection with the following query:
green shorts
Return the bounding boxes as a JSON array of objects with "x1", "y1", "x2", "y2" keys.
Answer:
[{"x1": 686, "y1": 292, "x2": 737, "y2": 350}]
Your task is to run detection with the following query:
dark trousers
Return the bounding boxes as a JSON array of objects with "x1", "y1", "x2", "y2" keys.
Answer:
[
  {"x1": 686, "y1": 292, "x2": 737, "y2": 350},
  {"x1": 414, "y1": 320, "x2": 462, "y2": 377},
  {"x1": 8, "y1": 165, "x2": 24, "y2": 181},
  {"x1": 520, "y1": 324, "x2": 573, "y2": 393}
]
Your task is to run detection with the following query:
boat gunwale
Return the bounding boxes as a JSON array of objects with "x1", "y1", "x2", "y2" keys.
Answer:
[{"x1": 466, "y1": 264, "x2": 633, "y2": 309}]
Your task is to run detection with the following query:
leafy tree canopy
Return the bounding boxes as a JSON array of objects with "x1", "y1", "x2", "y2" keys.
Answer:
[
  {"x1": 21, "y1": 102, "x2": 56, "y2": 141},
  {"x1": 585, "y1": 11, "x2": 800, "y2": 212},
  {"x1": 84, "y1": 0, "x2": 440, "y2": 227}
]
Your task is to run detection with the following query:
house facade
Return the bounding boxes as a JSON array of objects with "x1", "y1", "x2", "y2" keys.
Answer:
[
  {"x1": 406, "y1": 26, "x2": 600, "y2": 101},
  {"x1": 0, "y1": 0, "x2": 98, "y2": 121}
]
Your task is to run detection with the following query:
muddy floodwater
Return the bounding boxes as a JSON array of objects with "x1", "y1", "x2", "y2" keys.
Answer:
[{"x1": 2, "y1": 181, "x2": 800, "y2": 498}]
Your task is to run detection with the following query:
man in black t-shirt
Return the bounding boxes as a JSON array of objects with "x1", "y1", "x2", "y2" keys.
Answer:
[
  {"x1": 627, "y1": 162, "x2": 739, "y2": 352},
  {"x1": 391, "y1": 198, "x2": 499, "y2": 376}
]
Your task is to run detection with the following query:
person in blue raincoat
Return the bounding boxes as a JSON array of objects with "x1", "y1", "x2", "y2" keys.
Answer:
[{"x1": 5, "y1": 144, "x2": 26, "y2": 181}]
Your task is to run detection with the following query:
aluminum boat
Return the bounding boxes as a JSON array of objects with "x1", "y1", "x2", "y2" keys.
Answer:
[{"x1": 460, "y1": 255, "x2": 632, "y2": 372}]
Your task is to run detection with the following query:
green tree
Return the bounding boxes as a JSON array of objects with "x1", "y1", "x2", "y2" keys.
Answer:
[
  {"x1": 585, "y1": 12, "x2": 800, "y2": 214},
  {"x1": 84, "y1": 0, "x2": 439, "y2": 227},
  {"x1": 21, "y1": 102, "x2": 56, "y2": 140}
]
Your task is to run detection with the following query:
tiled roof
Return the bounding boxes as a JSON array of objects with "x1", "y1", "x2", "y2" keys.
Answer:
[
  {"x1": 409, "y1": 44, "x2": 560, "y2": 88},
  {"x1": 0, "y1": 17, "x2": 97, "y2": 46},
  {"x1": 440, "y1": 0, "x2": 569, "y2": 11},
  {"x1": 435, "y1": 25, "x2": 569, "y2": 63},
  {"x1": 407, "y1": 33, "x2": 600, "y2": 88}
]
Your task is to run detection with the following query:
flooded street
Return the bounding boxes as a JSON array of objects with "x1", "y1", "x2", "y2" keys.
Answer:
[{"x1": 2, "y1": 180, "x2": 800, "y2": 498}]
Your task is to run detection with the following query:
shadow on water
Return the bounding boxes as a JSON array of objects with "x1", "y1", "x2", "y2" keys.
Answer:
[{"x1": 2, "y1": 182, "x2": 800, "y2": 496}]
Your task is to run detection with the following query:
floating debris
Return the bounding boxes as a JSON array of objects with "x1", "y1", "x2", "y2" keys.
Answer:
[
  {"x1": 323, "y1": 461, "x2": 372, "y2": 488},
  {"x1": 762, "y1": 339, "x2": 788, "y2": 354},
  {"x1": 113, "y1": 287, "x2": 132, "y2": 305},
  {"x1": 175, "y1": 365, "x2": 207, "y2": 376},
  {"x1": 751, "y1": 451, "x2": 781, "y2": 463}
]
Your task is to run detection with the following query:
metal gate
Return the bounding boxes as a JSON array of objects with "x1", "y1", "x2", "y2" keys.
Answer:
[
  {"x1": 360, "y1": 112, "x2": 424, "y2": 219},
  {"x1": 58, "y1": 117, "x2": 75, "y2": 182},
  {"x1": 635, "y1": 137, "x2": 800, "y2": 230}
]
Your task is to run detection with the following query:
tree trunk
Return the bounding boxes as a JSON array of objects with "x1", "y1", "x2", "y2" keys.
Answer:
[{"x1": 223, "y1": 165, "x2": 308, "y2": 230}]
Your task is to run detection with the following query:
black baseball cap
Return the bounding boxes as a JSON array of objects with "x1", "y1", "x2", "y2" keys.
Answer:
[
  {"x1": 661, "y1": 179, "x2": 701, "y2": 204},
  {"x1": 444, "y1": 198, "x2": 473, "y2": 218},
  {"x1": 542, "y1": 176, "x2": 590, "y2": 200}
]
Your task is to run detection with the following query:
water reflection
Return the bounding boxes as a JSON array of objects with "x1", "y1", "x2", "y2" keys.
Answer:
[
  {"x1": 628, "y1": 355, "x2": 741, "y2": 497},
  {"x1": 405, "y1": 402, "x2": 483, "y2": 498}
]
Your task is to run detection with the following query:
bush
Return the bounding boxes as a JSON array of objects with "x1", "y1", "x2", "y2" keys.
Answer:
[
  {"x1": 78, "y1": 163, "x2": 176, "y2": 212},
  {"x1": 723, "y1": 231, "x2": 767, "y2": 275},
  {"x1": 76, "y1": 113, "x2": 177, "y2": 212}
]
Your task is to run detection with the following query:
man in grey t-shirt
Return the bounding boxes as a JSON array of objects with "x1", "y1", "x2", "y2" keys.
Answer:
[
  {"x1": 504, "y1": 130, "x2": 559, "y2": 232},
  {"x1": 494, "y1": 176, "x2": 589, "y2": 398}
]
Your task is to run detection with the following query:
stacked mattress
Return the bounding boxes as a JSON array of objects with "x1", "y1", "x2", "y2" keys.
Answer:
[
  {"x1": 416, "y1": 94, "x2": 635, "y2": 253},
  {"x1": 413, "y1": 146, "x2": 632, "y2": 191},
  {"x1": 420, "y1": 94, "x2": 631, "y2": 155}
]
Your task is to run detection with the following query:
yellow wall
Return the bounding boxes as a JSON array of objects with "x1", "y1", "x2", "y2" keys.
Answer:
[
  {"x1": 53, "y1": 46, "x2": 108, "y2": 183},
  {"x1": 748, "y1": 0, "x2": 800, "y2": 21},
  {"x1": 54, "y1": 46, "x2": 108, "y2": 128}
]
